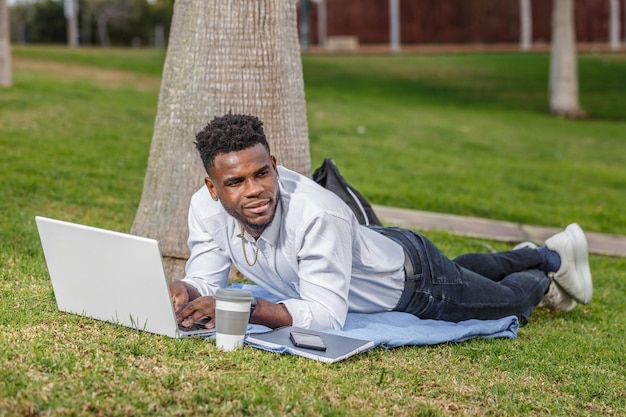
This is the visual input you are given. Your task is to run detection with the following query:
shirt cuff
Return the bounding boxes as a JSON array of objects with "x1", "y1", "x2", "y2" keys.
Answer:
[
  {"x1": 279, "y1": 299, "x2": 344, "y2": 330},
  {"x1": 181, "y1": 277, "x2": 218, "y2": 297}
]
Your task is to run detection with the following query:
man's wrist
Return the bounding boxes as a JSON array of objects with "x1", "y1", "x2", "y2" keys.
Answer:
[
  {"x1": 250, "y1": 297, "x2": 258, "y2": 316},
  {"x1": 181, "y1": 281, "x2": 201, "y2": 300}
]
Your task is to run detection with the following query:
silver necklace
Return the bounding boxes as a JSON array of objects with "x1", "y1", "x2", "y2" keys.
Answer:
[{"x1": 240, "y1": 223, "x2": 259, "y2": 267}]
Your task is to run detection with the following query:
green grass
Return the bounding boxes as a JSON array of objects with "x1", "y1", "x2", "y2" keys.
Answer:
[
  {"x1": 1, "y1": 46, "x2": 625, "y2": 416},
  {"x1": 12, "y1": 45, "x2": 167, "y2": 75},
  {"x1": 304, "y1": 53, "x2": 626, "y2": 235}
]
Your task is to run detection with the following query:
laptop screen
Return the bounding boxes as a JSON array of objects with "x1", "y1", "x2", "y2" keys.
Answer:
[{"x1": 35, "y1": 216, "x2": 183, "y2": 338}]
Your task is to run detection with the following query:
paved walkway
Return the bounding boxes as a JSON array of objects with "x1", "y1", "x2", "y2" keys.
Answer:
[{"x1": 373, "y1": 205, "x2": 626, "y2": 258}]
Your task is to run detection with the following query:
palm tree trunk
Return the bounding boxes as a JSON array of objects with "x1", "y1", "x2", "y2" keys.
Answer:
[
  {"x1": 519, "y1": 0, "x2": 532, "y2": 51},
  {"x1": 0, "y1": 0, "x2": 12, "y2": 87},
  {"x1": 609, "y1": 0, "x2": 620, "y2": 50},
  {"x1": 131, "y1": 0, "x2": 310, "y2": 281},
  {"x1": 549, "y1": 0, "x2": 585, "y2": 118}
]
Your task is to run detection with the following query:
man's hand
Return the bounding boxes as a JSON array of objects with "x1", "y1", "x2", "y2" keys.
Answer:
[
  {"x1": 168, "y1": 281, "x2": 293, "y2": 330},
  {"x1": 169, "y1": 281, "x2": 214, "y2": 328},
  {"x1": 169, "y1": 281, "x2": 192, "y2": 311},
  {"x1": 175, "y1": 296, "x2": 217, "y2": 329}
]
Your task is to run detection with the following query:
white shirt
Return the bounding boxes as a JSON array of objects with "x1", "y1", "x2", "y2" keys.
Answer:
[{"x1": 183, "y1": 166, "x2": 405, "y2": 330}]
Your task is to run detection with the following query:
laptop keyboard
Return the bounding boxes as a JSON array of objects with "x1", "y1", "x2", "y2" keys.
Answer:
[
  {"x1": 178, "y1": 317, "x2": 212, "y2": 332},
  {"x1": 179, "y1": 322, "x2": 208, "y2": 331}
]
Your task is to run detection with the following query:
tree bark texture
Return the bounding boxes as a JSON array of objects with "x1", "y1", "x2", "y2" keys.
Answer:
[
  {"x1": 131, "y1": 0, "x2": 310, "y2": 281},
  {"x1": 0, "y1": 0, "x2": 12, "y2": 87},
  {"x1": 549, "y1": 0, "x2": 584, "y2": 118}
]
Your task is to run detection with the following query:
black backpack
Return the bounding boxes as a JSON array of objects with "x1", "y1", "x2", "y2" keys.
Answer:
[{"x1": 312, "y1": 158, "x2": 382, "y2": 226}]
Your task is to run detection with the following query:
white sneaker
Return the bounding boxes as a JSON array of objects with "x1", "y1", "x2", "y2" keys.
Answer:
[
  {"x1": 545, "y1": 223, "x2": 593, "y2": 304},
  {"x1": 538, "y1": 282, "x2": 577, "y2": 312}
]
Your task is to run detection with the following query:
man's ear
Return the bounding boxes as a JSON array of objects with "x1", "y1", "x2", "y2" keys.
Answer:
[
  {"x1": 205, "y1": 177, "x2": 218, "y2": 201},
  {"x1": 271, "y1": 155, "x2": 278, "y2": 174}
]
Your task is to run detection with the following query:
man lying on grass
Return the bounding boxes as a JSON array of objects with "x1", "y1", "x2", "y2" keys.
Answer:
[{"x1": 170, "y1": 113, "x2": 593, "y2": 331}]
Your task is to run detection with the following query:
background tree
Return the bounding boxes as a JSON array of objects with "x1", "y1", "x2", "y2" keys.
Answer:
[
  {"x1": 82, "y1": 0, "x2": 137, "y2": 47},
  {"x1": 519, "y1": 0, "x2": 532, "y2": 51},
  {"x1": 0, "y1": 0, "x2": 11, "y2": 87},
  {"x1": 7, "y1": 0, "x2": 172, "y2": 47},
  {"x1": 12, "y1": 0, "x2": 66, "y2": 44},
  {"x1": 609, "y1": 0, "x2": 620, "y2": 50},
  {"x1": 64, "y1": 0, "x2": 78, "y2": 47},
  {"x1": 131, "y1": 0, "x2": 310, "y2": 281},
  {"x1": 549, "y1": 0, "x2": 585, "y2": 118},
  {"x1": 81, "y1": 0, "x2": 173, "y2": 47},
  {"x1": 140, "y1": 0, "x2": 173, "y2": 47}
]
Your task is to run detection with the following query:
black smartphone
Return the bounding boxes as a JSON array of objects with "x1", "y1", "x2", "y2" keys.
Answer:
[{"x1": 289, "y1": 331, "x2": 327, "y2": 351}]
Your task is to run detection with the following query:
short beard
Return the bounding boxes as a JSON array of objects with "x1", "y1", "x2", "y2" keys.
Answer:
[
  {"x1": 245, "y1": 216, "x2": 273, "y2": 236},
  {"x1": 236, "y1": 190, "x2": 280, "y2": 237}
]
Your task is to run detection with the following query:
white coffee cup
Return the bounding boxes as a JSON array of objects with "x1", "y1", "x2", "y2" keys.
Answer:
[{"x1": 213, "y1": 288, "x2": 253, "y2": 351}]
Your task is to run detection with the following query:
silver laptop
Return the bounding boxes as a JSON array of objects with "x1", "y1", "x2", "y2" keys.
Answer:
[{"x1": 35, "y1": 216, "x2": 214, "y2": 338}]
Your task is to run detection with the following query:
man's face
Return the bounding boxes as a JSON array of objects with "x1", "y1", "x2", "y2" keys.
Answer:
[{"x1": 205, "y1": 143, "x2": 279, "y2": 238}]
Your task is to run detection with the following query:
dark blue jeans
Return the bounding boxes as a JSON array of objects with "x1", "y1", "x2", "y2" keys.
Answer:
[{"x1": 369, "y1": 226, "x2": 551, "y2": 323}]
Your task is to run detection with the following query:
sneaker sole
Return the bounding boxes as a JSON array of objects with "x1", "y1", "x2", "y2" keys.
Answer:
[{"x1": 564, "y1": 223, "x2": 593, "y2": 304}]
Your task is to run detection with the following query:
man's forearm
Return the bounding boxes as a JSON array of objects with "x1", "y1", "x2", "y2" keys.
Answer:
[{"x1": 249, "y1": 299, "x2": 292, "y2": 329}]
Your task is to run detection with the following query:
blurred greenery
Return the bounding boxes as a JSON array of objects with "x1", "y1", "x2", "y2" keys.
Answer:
[{"x1": 304, "y1": 53, "x2": 626, "y2": 236}]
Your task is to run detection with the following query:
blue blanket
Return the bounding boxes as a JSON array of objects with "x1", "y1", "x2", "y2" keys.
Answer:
[
  {"x1": 231, "y1": 284, "x2": 518, "y2": 348},
  {"x1": 325, "y1": 311, "x2": 518, "y2": 348}
]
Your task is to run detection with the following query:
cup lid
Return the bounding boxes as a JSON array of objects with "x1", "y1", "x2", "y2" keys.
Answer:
[{"x1": 214, "y1": 288, "x2": 254, "y2": 302}]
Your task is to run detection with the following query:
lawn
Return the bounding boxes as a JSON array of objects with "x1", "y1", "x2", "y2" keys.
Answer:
[{"x1": 1, "y1": 46, "x2": 625, "y2": 416}]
